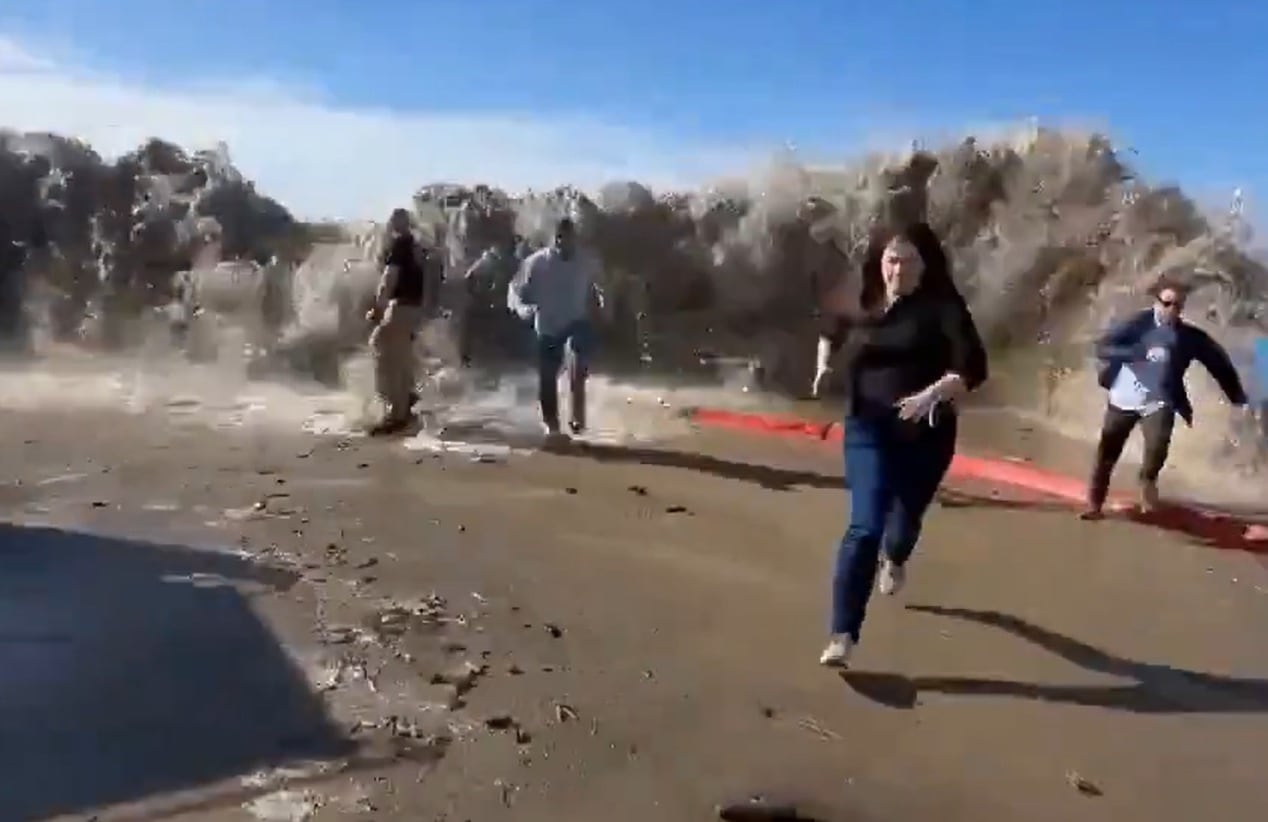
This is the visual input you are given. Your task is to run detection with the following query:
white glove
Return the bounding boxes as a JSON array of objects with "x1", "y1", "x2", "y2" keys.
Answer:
[
  {"x1": 895, "y1": 385, "x2": 942, "y2": 422},
  {"x1": 811, "y1": 336, "x2": 834, "y2": 398},
  {"x1": 811, "y1": 366, "x2": 831, "y2": 398},
  {"x1": 1145, "y1": 346, "x2": 1169, "y2": 363},
  {"x1": 896, "y1": 374, "x2": 964, "y2": 423}
]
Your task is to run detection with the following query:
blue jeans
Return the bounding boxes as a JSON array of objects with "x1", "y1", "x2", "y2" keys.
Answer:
[
  {"x1": 537, "y1": 320, "x2": 593, "y2": 431},
  {"x1": 831, "y1": 412, "x2": 957, "y2": 640}
]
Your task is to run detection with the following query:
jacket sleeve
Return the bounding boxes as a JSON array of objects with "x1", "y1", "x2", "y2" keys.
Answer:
[
  {"x1": 1096, "y1": 311, "x2": 1148, "y2": 361},
  {"x1": 818, "y1": 315, "x2": 850, "y2": 354},
  {"x1": 506, "y1": 254, "x2": 538, "y2": 319},
  {"x1": 1191, "y1": 328, "x2": 1248, "y2": 405},
  {"x1": 463, "y1": 250, "x2": 492, "y2": 281},
  {"x1": 938, "y1": 292, "x2": 989, "y2": 391}
]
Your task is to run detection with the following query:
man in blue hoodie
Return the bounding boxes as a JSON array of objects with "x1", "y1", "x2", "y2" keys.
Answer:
[{"x1": 1083, "y1": 279, "x2": 1249, "y2": 518}]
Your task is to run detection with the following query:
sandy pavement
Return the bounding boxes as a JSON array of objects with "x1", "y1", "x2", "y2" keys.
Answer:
[{"x1": 3, "y1": 402, "x2": 1268, "y2": 822}]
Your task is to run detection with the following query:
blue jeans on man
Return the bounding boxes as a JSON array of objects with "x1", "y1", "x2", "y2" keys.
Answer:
[
  {"x1": 832, "y1": 412, "x2": 957, "y2": 641},
  {"x1": 537, "y1": 319, "x2": 593, "y2": 433}
]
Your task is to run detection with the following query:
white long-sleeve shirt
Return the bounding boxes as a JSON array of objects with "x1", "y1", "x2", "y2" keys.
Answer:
[{"x1": 506, "y1": 246, "x2": 602, "y2": 337}]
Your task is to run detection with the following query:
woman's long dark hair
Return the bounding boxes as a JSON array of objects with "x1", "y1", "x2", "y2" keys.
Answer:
[{"x1": 858, "y1": 221, "x2": 961, "y2": 310}]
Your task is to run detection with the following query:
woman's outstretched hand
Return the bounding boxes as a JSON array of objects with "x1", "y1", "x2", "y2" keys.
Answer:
[
  {"x1": 895, "y1": 373, "x2": 966, "y2": 421},
  {"x1": 895, "y1": 385, "x2": 941, "y2": 421}
]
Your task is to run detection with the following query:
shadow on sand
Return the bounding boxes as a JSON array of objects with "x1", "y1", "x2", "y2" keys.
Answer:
[
  {"x1": 841, "y1": 605, "x2": 1268, "y2": 714},
  {"x1": 569, "y1": 441, "x2": 844, "y2": 492},
  {"x1": 938, "y1": 489, "x2": 1268, "y2": 556},
  {"x1": 567, "y1": 443, "x2": 1268, "y2": 555},
  {"x1": 0, "y1": 522, "x2": 354, "y2": 820},
  {"x1": 1128, "y1": 503, "x2": 1268, "y2": 556}
]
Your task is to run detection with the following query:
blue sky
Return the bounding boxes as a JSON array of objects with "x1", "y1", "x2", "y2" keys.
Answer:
[{"x1": 1, "y1": 0, "x2": 1265, "y2": 218}]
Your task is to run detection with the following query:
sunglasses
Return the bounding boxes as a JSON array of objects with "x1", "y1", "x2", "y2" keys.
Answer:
[{"x1": 1157, "y1": 297, "x2": 1183, "y2": 308}]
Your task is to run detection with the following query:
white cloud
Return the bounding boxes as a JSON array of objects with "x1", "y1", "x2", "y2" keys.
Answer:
[
  {"x1": 0, "y1": 35, "x2": 55, "y2": 71},
  {"x1": 0, "y1": 33, "x2": 751, "y2": 221}
]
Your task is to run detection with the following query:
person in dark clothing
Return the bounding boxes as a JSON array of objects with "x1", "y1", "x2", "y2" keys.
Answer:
[
  {"x1": 367, "y1": 208, "x2": 430, "y2": 435},
  {"x1": 459, "y1": 234, "x2": 524, "y2": 366},
  {"x1": 1082, "y1": 279, "x2": 1250, "y2": 518},
  {"x1": 817, "y1": 222, "x2": 989, "y2": 668}
]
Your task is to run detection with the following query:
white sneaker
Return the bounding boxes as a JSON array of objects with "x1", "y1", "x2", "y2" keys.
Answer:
[
  {"x1": 818, "y1": 635, "x2": 854, "y2": 667},
  {"x1": 877, "y1": 558, "x2": 906, "y2": 596}
]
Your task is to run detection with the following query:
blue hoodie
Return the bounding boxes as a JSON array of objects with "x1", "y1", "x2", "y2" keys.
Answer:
[{"x1": 1096, "y1": 308, "x2": 1247, "y2": 425}]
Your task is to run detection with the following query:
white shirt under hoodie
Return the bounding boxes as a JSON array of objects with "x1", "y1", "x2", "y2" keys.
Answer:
[{"x1": 506, "y1": 246, "x2": 602, "y2": 337}]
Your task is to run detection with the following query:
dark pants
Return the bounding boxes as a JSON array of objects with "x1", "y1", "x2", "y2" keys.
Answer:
[
  {"x1": 537, "y1": 320, "x2": 593, "y2": 432},
  {"x1": 832, "y1": 412, "x2": 957, "y2": 641},
  {"x1": 1087, "y1": 405, "x2": 1176, "y2": 507}
]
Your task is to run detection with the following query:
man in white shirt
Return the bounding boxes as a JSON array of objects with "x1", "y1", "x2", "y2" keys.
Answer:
[{"x1": 507, "y1": 218, "x2": 604, "y2": 438}]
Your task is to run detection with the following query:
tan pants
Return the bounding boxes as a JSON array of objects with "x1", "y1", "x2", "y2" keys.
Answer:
[{"x1": 369, "y1": 301, "x2": 422, "y2": 421}]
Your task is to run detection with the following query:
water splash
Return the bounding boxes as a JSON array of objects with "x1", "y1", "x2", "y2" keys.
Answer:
[{"x1": 4, "y1": 124, "x2": 1266, "y2": 501}]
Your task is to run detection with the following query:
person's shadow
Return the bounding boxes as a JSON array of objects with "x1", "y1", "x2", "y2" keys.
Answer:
[
  {"x1": 565, "y1": 441, "x2": 844, "y2": 491},
  {"x1": 840, "y1": 605, "x2": 1268, "y2": 714}
]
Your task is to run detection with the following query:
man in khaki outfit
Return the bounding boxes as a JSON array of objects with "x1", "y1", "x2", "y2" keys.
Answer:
[{"x1": 367, "y1": 208, "x2": 429, "y2": 435}]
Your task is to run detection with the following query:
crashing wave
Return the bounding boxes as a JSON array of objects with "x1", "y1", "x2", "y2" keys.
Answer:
[{"x1": 1, "y1": 123, "x2": 1264, "y2": 478}]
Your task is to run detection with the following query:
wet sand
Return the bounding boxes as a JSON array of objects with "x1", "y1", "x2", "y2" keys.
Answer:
[{"x1": 3, "y1": 404, "x2": 1268, "y2": 821}]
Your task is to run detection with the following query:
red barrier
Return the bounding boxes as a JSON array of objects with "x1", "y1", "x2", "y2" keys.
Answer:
[
  {"x1": 945, "y1": 453, "x2": 1089, "y2": 502},
  {"x1": 687, "y1": 407, "x2": 1268, "y2": 557},
  {"x1": 687, "y1": 407, "x2": 1089, "y2": 501},
  {"x1": 689, "y1": 407, "x2": 836, "y2": 441}
]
